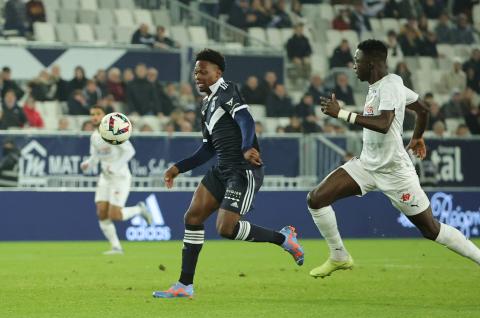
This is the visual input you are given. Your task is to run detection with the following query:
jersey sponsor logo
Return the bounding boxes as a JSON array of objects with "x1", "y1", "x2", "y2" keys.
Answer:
[
  {"x1": 126, "y1": 194, "x2": 172, "y2": 241},
  {"x1": 397, "y1": 192, "x2": 480, "y2": 238}
]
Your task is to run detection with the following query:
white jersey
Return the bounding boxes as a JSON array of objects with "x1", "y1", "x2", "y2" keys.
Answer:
[
  {"x1": 360, "y1": 73, "x2": 418, "y2": 172},
  {"x1": 84, "y1": 130, "x2": 135, "y2": 177}
]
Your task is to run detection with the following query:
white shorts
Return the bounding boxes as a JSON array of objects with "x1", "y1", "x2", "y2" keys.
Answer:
[
  {"x1": 341, "y1": 157, "x2": 430, "y2": 216},
  {"x1": 95, "y1": 173, "x2": 131, "y2": 207}
]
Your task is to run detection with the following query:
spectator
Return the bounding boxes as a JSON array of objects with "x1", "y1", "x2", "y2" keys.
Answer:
[
  {"x1": 83, "y1": 80, "x2": 103, "y2": 107},
  {"x1": 307, "y1": 74, "x2": 329, "y2": 105},
  {"x1": 106, "y1": 68, "x2": 126, "y2": 102},
  {"x1": 0, "y1": 90, "x2": 27, "y2": 129},
  {"x1": 26, "y1": 0, "x2": 46, "y2": 31},
  {"x1": 126, "y1": 63, "x2": 159, "y2": 115},
  {"x1": 435, "y1": 13, "x2": 453, "y2": 44},
  {"x1": 0, "y1": 139, "x2": 20, "y2": 187},
  {"x1": 67, "y1": 89, "x2": 89, "y2": 115},
  {"x1": 332, "y1": 9, "x2": 351, "y2": 31},
  {"x1": 295, "y1": 93, "x2": 321, "y2": 133},
  {"x1": 464, "y1": 103, "x2": 480, "y2": 134},
  {"x1": 455, "y1": 123, "x2": 471, "y2": 137},
  {"x1": 289, "y1": 0, "x2": 305, "y2": 26},
  {"x1": 333, "y1": 73, "x2": 355, "y2": 105},
  {"x1": 398, "y1": 22, "x2": 422, "y2": 56},
  {"x1": 178, "y1": 82, "x2": 196, "y2": 111},
  {"x1": 432, "y1": 120, "x2": 448, "y2": 137},
  {"x1": 441, "y1": 91, "x2": 465, "y2": 119},
  {"x1": 350, "y1": 2, "x2": 371, "y2": 36},
  {"x1": 255, "y1": 121, "x2": 264, "y2": 136},
  {"x1": 424, "y1": 93, "x2": 444, "y2": 130},
  {"x1": 97, "y1": 95, "x2": 116, "y2": 114},
  {"x1": 140, "y1": 123, "x2": 154, "y2": 132},
  {"x1": 452, "y1": 0, "x2": 475, "y2": 17},
  {"x1": 452, "y1": 14, "x2": 475, "y2": 44},
  {"x1": 249, "y1": 0, "x2": 272, "y2": 27},
  {"x1": 286, "y1": 23, "x2": 312, "y2": 81},
  {"x1": 419, "y1": 31, "x2": 439, "y2": 57},
  {"x1": 179, "y1": 120, "x2": 193, "y2": 133},
  {"x1": 266, "y1": 84, "x2": 293, "y2": 117},
  {"x1": 122, "y1": 68, "x2": 134, "y2": 84},
  {"x1": 241, "y1": 76, "x2": 265, "y2": 104},
  {"x1": 227, "y1": 0, "x2": 251, "y2": 30},
  {"x1": 1, "y1": 67, "x2": 24, "y2": 101},
  {"x1": 420, "y1": 0, "x2": 444, "y2": 19},
  {"x1": 258, "y1": 71, "x2": 278, "y2": 102},
  {"x1": 394, "y1": 62, "x2": 414, "y2": 90},
  {"x1": 165, "y1": 83, "x2": 181, "y2": 111},
  {"x1": 463, "y1": 49, "x2": 480, "y2": 94},
  {"x1": 329, "y1": 39, "x2": 354, "y2": 69},
  {"x1": 439, "y1": 59, "x2": 466, "y2": 94},
  {"x1": 146, "y1": 67, "x2": 173, "y2": 116},
  {"x1": 50, "y1": 65, "x2": 68, "y2": 101},
  {"x1": 184, "y1": 109, "x2": 200, "y2": 131},
  {"x1": 386, "y1": 30, "x2": 404, "y2": 60},
  {"x1": 94, "y1": 69, "x2": 108, "y2": 96},
  {"x1": 284, "y1": 116, "x2": 302, "y2": 133},
  {"x1": 81, "y1": 120, "x2": 95, "y2": 132},
  {"x1": 29, "y1": 70, "x2": 53, "y2": 101},
  {"x1": 3, "y1": 0, "x2": 27, "y2": 36},
  {"x1": 131, "y1": 24, "x2": 155, "y2": 47},
  {"x1": 417, "y1": 15, "x2": 430, "y2": 36},
  {"x1": 23, "y1": 96, "x2": 44, "y2": 128},
  {"x1": 57, "y1": 117, "x2": 70, "y2": 130},
  {"x1": 154, "y1": 26, "x2": 179, "y2": 49},
  {"x1": 382, "y1": 0, "x2": 421, "y2": 19},
  {"x1": 68, "y1": 66, "x2": 87, "y2": 96},
  {"x1": 270, "y1": 0, "x2": 292, "y2": 28}
]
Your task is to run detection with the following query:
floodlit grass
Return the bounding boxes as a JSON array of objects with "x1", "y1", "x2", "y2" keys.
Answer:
[{"x1": 1, "y1": 239, "x2": 479, "y2": 318}]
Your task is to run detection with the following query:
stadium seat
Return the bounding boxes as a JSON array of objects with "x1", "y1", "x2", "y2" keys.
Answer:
[
  {"x1": 60, "y1": 0, "x2": 79, "y2": 9},
  {"x1": 43, "y1": 0, "x2": 60, "y2": 11},
  {"x1": 117, "y1": 0, "x2": 135, "y2": 9},
  {"x1": 264, "y1": 118, "x2": 282, "y2": 133},
  {"x1": 404, "y1": 57, "x2": 419, "y2": 71},
  {"x1": 80, "y1": 0, "x2": 97, "y2": 10},
  {"x1": 248, "y1": 27, "x2": 267, "y2": 46},
  {"x1": 445, "y1": 118, "x2": 465, "y2": 133},
  {"x1": 311, "y1": 53, "x2": 328, "y2": 75},
  {"x1": 56, "y1": 23, "x2": 76, "y2": 43},
  {"x1": 249, "y1": 105, "x2": 266, "y2": 120},
  {"x1": 114, "y1": 9, "x2": 135, "y2": 27},
  {"x1": 140, "y1": 116, "x2": 162, "y2": 131},
  {"x1": 78, "y1": 10, "x2": 97, "y2": 25},
  {"x1": 170, "y1": 25, "x2": 190, "y2": 46},
  {"x1": 188, "y1": 26, "x2": 209, "y2": 46},
  {"x1": 34, "y1": 22, "x2": 56, "y2": 42},
  {"x1": 45, "y1": 9, "x2": 57, "y2": 23},
  {"x1": 474, "y1": 5, "x2": 480, "y2": 30},
  {"x1": 75, "y1": 24, "x2": 95, "y2": 42},
  {"x1": 266, "y1": 28, "x2": 283, "y2": 49},
  {"x1": 453, "y1": 44, "x2": 471, "y2": 60},
  {"x1": 369, "y1": 18, "x2": 382, "y2": 33},
  {"x1": 114, "y1": 26, "x2": 136, "y2": 44},
  {"x1": 94, "y1": 25, "x2": 114, "y2": 43},
  {"x1": 152, "y1": 10, "x2": 171, "y2": 27},
  {"x1": 418, "y1": 57, "x2": 436, "y2": 71},
  {"x1": 133, "y1": 9, "x2": 154, "y2": 26},
  {"x1": 381, "y1": 18, "x2": 400, "y2": 33},
  {"x1": 301, "y1": 4, "x2": 319, "y2": 25},
  {"x1": 437, "y1": 44, "x2": 455, "y2": 59},
  {"x1": 58, "y1": 9, "x2": 78, "y2": 24},
  {"x1": 280, "y1": 28, "x2": 293, "y2": 45},
  {"x1": 318, "y1": 3, "x2": 334, "y2": 21},
  {"x1": 98, "y1": 0, "x2": 116, "y2": 9},
  {"x1": 97, "y1": 9, "x2": 115, "y2": 26},
  {"x1": 428, "y1": 19, "x2": 438, "y2": 31}
]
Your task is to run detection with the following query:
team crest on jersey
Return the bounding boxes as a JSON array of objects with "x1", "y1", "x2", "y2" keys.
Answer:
[
  {"x1": 364, "y1": 105, "x2": 374, "y2": 115},
  {"x1": 226, "y1": 97, "x2": 233, "y2": 106},
  {"x1": 399, "y1": 192, "x2": 419, "y2": 207}
]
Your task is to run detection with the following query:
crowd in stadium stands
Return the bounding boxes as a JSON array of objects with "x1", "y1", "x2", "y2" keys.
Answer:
[{"x1": 1, "y1": 0, "x2": 479, "y2": 136}]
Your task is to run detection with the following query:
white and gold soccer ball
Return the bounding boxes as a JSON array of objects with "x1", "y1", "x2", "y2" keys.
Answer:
[{"x1": 99, "y1": 112, "x2": 132, "y2": 145}]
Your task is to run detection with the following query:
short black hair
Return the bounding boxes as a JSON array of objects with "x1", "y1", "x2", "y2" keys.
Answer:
[
  {"x1": 357, "y1": 39, "x2": 388, "y2": 62},
  {"x1": 196, "y1": 48, "x2": 225, "y2": 72}
]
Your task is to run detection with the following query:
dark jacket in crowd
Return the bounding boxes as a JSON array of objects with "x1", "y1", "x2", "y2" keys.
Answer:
[
  {"x1": 266, "y1": 93, "x2": 293, "y2": 117},
  {"x1": 240, "y1": 85, "x2": 266, "y2": 105},
  {"x1": 329, "y1": 47, "x2": 354, "y2": 68},
  {"x1": 0, "y1": 142, "x2": 20, "y2": 187},
  {"x1": 131, "y1": 30, "x2": 156, "y2": 46},
  {"x1": 0, "y1": 103, "x2": 27, "y2": 129},
  {"x1": 286, "y1": 34, "x2": 312, "y2": 60},
  {"x1": 1, "y1": 80, "x2": 25, "y2": 101},
  {"x1": 333, "y1": 85, "x2": 355, "y2": 105},
  {"x1": 126, "y1": 78, "x2": 159, "y2": 115}
]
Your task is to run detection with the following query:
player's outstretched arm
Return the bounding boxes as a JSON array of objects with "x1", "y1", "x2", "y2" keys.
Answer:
[
  {"x1": 320, "y1": 94, "x2": 395, "y2": 134},
  {"x1": 405, "y1": 100, "x2": 429, "y2": 159}
]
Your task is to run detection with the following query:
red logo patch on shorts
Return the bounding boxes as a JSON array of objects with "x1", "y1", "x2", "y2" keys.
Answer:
[{"x1": 401, "y1": 193, "x2": 411, "y2": 202}]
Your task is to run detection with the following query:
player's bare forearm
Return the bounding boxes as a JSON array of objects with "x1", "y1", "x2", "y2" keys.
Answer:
[
  {"x1": 353, "y1": 111, "x2": 395, "y2": 134},
  {"x1": 407, "y1": 100, "x2": 429, "y2": 139}
]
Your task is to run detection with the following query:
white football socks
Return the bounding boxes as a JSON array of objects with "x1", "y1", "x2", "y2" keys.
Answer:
[
  {"x1": 121, "y1": 206, "x2": 141, "y2": 221},
  {"x1": 435, "y1": 223, "x2": 480, "y2": 265},
  {"x1": 99, "y1": 219, "x2": 122, "y2": 250},
  {"x1": 308, "y1": 205, "x2": 349, "y2": 261}
]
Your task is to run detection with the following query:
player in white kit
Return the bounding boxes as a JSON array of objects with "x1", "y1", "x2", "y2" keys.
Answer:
[
  {"x1": 307, "y1": 39, "x2": 480, "y2": 278},
  {"x1": 81, "y1": 105, "x2": 152, "y2": 254}
]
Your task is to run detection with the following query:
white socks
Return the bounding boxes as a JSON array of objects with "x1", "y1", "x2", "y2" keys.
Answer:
[
  {"x1": 308, "y1": 205, "x2": 349, "y2": 261},
  {"x1": 99, "y1": 220, "x2": 122, "y2": 250},
  {"x1": 121, "y1": 206, "x2": 141, "y2": 221},
  {"x1": 435, "y1": 223, "x2": 480, "y2": 265}
]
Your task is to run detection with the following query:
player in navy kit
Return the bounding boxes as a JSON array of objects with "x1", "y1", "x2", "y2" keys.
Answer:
[{"x1": 153, "y1": 49, "x2": 304, "y2": 299}]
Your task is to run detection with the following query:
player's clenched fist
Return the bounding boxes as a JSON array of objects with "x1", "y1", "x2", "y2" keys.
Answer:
[
  {"x1": 164, "y1": 165, "x2": 180, "y2": 189},
  {"x1": 320, "y1": 93, "x2": 341, "y2": 118},
  {"x1": 243, "y1": 148, "x2": 263, "y2": 166}
]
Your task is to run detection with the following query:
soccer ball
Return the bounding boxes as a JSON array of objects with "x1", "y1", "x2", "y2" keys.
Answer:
[{"x1": 99, "y1": 112, "x2": 132, "y2": 145}]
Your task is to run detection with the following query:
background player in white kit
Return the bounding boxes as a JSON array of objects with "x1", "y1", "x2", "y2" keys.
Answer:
[
  {"x1": 81, "y1": 105, "x2": 152, "y2": 254},
  {"x1": 307, "y1": 39, "x2": 480, "y2": 278}
]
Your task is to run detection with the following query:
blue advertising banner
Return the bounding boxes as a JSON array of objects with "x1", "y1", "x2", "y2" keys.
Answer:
[
  {"x1": 0, "y1": 190, "x2": 478, "y2": 241},
  {"x1": 0, "y1": 134, "x2": 300, "y2": 178}
]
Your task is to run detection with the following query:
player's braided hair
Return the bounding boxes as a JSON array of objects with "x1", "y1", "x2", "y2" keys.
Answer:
[
  {"x1": 357, "y1": 39, "x2": 388, "y2": 62},
  {"x1": 196, "y1": 48, "x2": 226, "y2": 72}
]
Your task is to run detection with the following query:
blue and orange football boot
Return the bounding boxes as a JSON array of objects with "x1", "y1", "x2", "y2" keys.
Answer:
[
  {"x1": 152, "y1": 282, "x2": 194, "y2": 299},
  {"x1": 280, "y1": 226, "x2": 304, "y2": 266}
]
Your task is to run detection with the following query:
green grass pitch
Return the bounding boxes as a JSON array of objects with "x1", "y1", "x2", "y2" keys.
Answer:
[{"x1": 1, "y1": 239, "x2": 479, "y2": 318}]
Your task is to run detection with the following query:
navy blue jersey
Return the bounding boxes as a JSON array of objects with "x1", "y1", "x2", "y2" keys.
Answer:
[{"x1": 201, "y1": 78, "x2": 260, "y2": 169}]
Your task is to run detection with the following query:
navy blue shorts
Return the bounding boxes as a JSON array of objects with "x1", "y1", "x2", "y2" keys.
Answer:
[{"x1": 201, "y1": 166, "x2": 264, "y2": 215}]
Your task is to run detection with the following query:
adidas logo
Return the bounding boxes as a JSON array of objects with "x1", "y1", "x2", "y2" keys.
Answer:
[
  {"x1": 126, "y1": 194, "x2": 171, "y2": 241},
  {"x1": 226, "y1": 98, "x2": 233, "y2": 106},
  {"x1": 231, "y1": 201, "x2": 239, "y2": 208}
]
